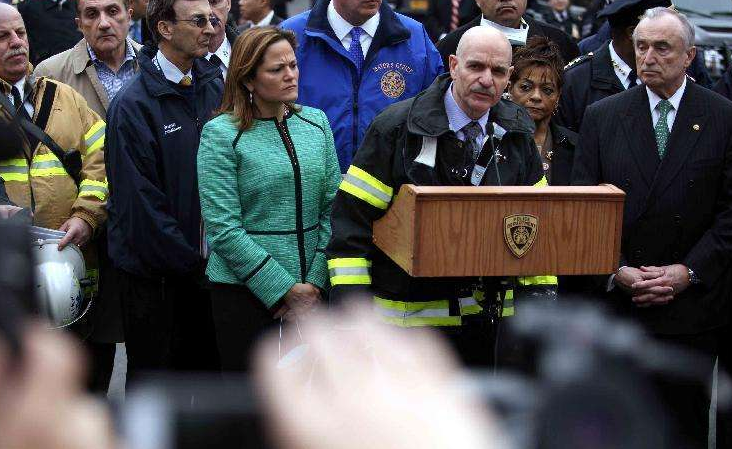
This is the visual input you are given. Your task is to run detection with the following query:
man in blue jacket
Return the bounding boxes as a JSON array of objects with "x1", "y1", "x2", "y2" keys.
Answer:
[
  {"x1": 282, "y1": 0, "x2": 443, "y2": 172},
  {"x1": 105, "y1": 0, "x2": 223, "y2": 380}
]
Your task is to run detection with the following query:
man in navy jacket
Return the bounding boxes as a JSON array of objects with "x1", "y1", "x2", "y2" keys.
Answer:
[
  {"x1": 282, "y1": 0, "x2": 443, "y2": 172},
  {"x1": 105, "y1": 0, "x2": 223, "y2": 380}
]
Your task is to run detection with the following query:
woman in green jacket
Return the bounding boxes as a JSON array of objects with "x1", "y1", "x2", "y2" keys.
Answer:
[{"x1": 197, "y1": 27, "x2": 341, "y2": 371}]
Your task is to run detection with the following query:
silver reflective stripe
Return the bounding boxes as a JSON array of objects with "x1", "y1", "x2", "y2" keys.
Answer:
[
  {"x1": 328, "y1": 266, "x2": 370, "y2": 278},
  {"x1": 85, "y1": 126, "x2": 105, "y2": 147},
  {"x1": 374, "y1": 305, "x2": 451, "y2": 318},
  {"x1": 80, "y1": 184, "x2": 109, "y2": 195},
  {"x1": 458, "y1": 297, "x2": 478, "y2": 308},
  {"x1": 31, "y1": 160, "x2": 64, "y2": 169},
  {"x1": 343, "y1": 173, "x2": 392, "y2": 204},
  {"x1": 0, "y1": 165, "x2": 28, "y2": 174},
  {"x1": 414, "y1": 136, "x2": 437, "y2": 167}
]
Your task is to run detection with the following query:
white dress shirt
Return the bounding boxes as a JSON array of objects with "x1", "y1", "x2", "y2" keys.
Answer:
[
  {"x1": 155, "y1": 50, "x2": 193, "y2": 84},
  {"x1": 647, "y1": 77, "x2": 687, "y2": 132},
  {"x1": 479, "y1": 16, "x2": 529, "y2": 46},
  {"x1": 327, "y1": 0, "x2": 380, "y2": 56},
  {"x1": 609, "y1": 41, "x2": 640, "y2": 89},
  {"x1": 254, "y1": 10, "x2": 276, "y2": 27},
  {"x1": 7, "y1": 77, "x2": 34, "y2": 118},
  {"x1": 207, "y1": 37, "x2": 231, "y2": 79}
]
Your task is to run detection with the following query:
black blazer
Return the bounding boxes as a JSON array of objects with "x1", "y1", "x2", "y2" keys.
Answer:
[
  {"x1": 423, "y1": 0, "x2": 481, "y2": 43},
  {"x1": 436, "y1": 15, "x2": 579, "y2": 71},
  {"x1": 547, "y1": 121, "x2": 576, "y2": 186},
  {"x1": 571, "y1": 82, "x2": 732, "y2": 335}
]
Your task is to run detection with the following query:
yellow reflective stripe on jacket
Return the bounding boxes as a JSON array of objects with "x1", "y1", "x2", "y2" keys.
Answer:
[
  {"x1": 78, "y1": 179, "x2": 109, "y2": 200},
  {"x1": 84, "y1": 121, "x2": 106, "y2": 155},
  {"x1": 339, "y1": 165, "x2": 393, "y2": 209},
  {"x1": 374, "y1": 295, "x2": 481, "y2": 327},
  {"x1": 0, "y1": 158, "x2": 29, "y2": 181},
  {"x1": 534, "y1": 176, "x2": 548, "y2": 187},
  {"x1": 517, "y1": 275, "x2": 559, "y2": 286},
  {"x1": 502, "y1": 290, "x2": 515, "y2": 317},
  {"x1": 30, "y1": 153, "x2": 66, "y2": 177},
  {"x1": 328, "y1": 258, "x2": 372, "y2": 285}
]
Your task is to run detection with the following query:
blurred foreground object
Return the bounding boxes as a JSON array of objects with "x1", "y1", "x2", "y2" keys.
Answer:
[
  {"x1": 254, "y1": 306, "x2": 502, "y2": 449},
  {"x1": 0, "y1": 324, "x2": 116, "y2": 449}
]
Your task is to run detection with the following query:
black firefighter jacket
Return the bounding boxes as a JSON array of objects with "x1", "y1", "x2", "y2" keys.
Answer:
[{"x1": 325, "y1": 74, "x2": 545, "y2": 326}]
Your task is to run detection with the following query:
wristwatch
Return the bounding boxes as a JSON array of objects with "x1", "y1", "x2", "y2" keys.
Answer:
[{"x1": 687, "y1": 267, "x2": 701, "y2": 285}]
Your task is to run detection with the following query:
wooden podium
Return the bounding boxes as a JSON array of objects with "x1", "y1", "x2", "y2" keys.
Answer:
[{"x1": 372, "y1": 184, "x2": 625, "y2": 277}]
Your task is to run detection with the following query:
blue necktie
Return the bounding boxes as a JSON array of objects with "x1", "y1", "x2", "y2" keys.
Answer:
[{"x1": 349, "y1": 27, "x2": 365, "y2": 75}]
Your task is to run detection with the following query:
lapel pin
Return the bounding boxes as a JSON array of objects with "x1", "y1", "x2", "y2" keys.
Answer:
[{"x1": 693, "y1": 124, "x2": 700, "y2": 131}]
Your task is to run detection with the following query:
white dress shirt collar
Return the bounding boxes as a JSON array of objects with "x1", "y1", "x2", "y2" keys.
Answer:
[
  {"x1": 647, "y1": 76, "x2": 687, "y2": 131},
  {"x1": 609, "y1": 41, "x2": 637, "y2": 89},
  {"x1": 155, "y1": 49, "x2": 193, "y2": 84},
  {"x1": 327, "y1": 0, "x2": 380, "y2": 54},
  {"x1": 207, "y1": 36, "x2": 231, "y2": 78},
  {"x1": 255, "y1": 10, "x2": 276, "y2": 27},
  {"x1": 479, "y1": 16, "x2": 529, "y2": 46}
]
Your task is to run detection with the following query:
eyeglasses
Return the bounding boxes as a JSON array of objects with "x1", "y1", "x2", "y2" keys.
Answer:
[{"x1": 173, "y1": 15, "x2": 221, "y2": 28}]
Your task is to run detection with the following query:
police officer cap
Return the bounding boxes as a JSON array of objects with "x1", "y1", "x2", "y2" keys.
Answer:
[{"x1": 597, "y1": 0, "x2": 671, "y2": 21}]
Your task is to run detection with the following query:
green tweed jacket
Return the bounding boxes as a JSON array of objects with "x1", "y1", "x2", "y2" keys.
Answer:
[{"x1": 198, "y1": 106, "x2": 341, "y2": 308}]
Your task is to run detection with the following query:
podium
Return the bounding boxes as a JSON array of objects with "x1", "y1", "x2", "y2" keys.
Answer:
[{"x1": 372, "y1": 184, "x2": 625, "y2": 277}]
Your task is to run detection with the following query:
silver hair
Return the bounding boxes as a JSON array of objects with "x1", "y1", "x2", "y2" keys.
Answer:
[{"x1": 633, "y1": 7, "x2": 695, "y2": 48}]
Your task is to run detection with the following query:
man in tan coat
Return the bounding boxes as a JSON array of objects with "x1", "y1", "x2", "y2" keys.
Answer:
[
  {"x1": 0, "y1": 3, "x2": 108, "y2": 390},
  {"x1": 33, "y1": 0, "x2": 141, "y2": 394}
]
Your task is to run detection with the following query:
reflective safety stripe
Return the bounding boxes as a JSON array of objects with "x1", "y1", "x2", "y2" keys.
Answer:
[
  {"x1": 78, "y1": 179, "x2": 109, "y2": 200},
  {"x1": 0, "y1": 159, "x2": 29, "y2": 181},
  {"x1": 517, "y1": 275, "x2": 558, "y2": 286},
  {"x1": 374, "y1": 295, "x2": 480, "y2": 327},
  {"x1": 328, "y1": 258, "x2": 372, "y2": 285},
  {"x1": 339, "y1": 165, "x2": 393, "y2": 209},
  {"x1": 30, "y1": 153, "x2": 66, "y2": 177},
  {"x1": 502, "y1": 292, "x2": 515, "y2": 317},
  {"x1": 84, "y1": 121, "x2": 106, "y2": 155},
  {"x1": 534, "y1": 176, "x2": 548, "y2": 187}
]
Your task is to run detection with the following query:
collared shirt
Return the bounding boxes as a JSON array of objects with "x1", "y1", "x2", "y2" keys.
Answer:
[
  {"x1": 7, "y1": 76, "x2": 34, "y2": 118},
  {"x1": 88, "y1": 38, "x2": 137, "y2": 101},
  {"x1": 647, "y1": 77, "x2": 687, "y2": 132},
  {"x1": 609, "y1": 41, "x2": 639, "y2": 90},
  {"x1": 444, "y1": 81, "x2": 490, "y2": 148},
  {"x1": 327, "y1": 0, "x2": 380, "y2": 56},
  {"x1": 129, "y1": 19, "x2": 143, "y2": 44},
  {"x1": 154, "y1": 49, "x2": 194, "y2": 84},
  {"x1": 206, "y1": 36, "x2": 231, "y2": 79},
  {"x1": 480, "y1": 16, "x2": 529, "y2": 46},
  {"x1": 254, "y1": 10, "x2": 276, "y2": 27}
]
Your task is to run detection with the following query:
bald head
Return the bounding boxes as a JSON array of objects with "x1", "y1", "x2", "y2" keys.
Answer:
[
  {"x1": 449, "y1": 27, "x2": 513, "y2": 120},
  {"x1": 456, "y1": 26, "x2": 512, "y2": 61},
  {"x1": 0, "y1": 3, "x2": 29, "y2": 84}
]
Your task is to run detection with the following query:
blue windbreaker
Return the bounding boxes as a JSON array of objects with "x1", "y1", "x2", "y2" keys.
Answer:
[{"x1": 282, "y1": 0, "x2": 443, "y2": 172}]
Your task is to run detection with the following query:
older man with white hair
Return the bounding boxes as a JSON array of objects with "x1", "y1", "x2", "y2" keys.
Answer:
[
  {"x1": 325, "y1": 26, "x2": 546, "y2": 367},
  {"x1": 573, "y1": 8, "x2": 732, "y2": 448}
]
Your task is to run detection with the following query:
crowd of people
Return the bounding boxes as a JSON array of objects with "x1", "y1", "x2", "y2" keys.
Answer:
[{"x1": 0, "y1": 0, "x2": 732, "y2": 447}]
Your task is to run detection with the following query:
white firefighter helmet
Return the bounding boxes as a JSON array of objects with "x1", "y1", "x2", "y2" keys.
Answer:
[{"x1": 31, "y1": 239, "x2": 91, "y2": 328}]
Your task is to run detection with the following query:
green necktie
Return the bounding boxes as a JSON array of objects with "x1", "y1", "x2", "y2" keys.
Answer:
[{"x1": 654, "y1": 99, "x2": 673, "y2": 158}]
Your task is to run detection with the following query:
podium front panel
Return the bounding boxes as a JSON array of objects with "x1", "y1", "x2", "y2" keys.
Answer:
[{"x1": 373, "y1": 185, "x2": 624, "y2": 277}]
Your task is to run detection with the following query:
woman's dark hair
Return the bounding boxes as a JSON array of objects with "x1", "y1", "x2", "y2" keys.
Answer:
[
  {"x1": 218, "y1": 26, "x2": 299, "y2": 131},
  {"x1": 510, "y1": 37, "x2": 565, "y2": 90}
]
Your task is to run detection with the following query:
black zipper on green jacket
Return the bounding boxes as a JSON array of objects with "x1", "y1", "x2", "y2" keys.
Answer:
[{"x1": 274, "y1": 119, "x2": 307, "y2": 282}]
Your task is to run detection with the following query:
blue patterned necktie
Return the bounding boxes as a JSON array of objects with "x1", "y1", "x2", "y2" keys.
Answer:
[
  {"x1": 655, "y1": 99, "x2": 673, "y2": 158},
  {"x1": 462, "y1": 121, "x2": 482, "y2": 162},
  {"x1": 349, "y1": 27, "x2": 365, "y2": 75}
]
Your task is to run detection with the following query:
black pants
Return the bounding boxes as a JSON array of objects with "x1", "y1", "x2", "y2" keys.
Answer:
[
  {"x1": 652, "y1": 329, "x2": 719, "y2": 449},
  {"x1": 717, "y1": 322, "x2": 732, "y2": 449},
  {"x1": 210, "y1": 283, "x2": 278, "y2": 373},
  {"x1": 118, "y1": 270, "x2": 220, "y2": 384},
  {"x1": 437, "y1": 315, "x2": 496, "y2": 368}
]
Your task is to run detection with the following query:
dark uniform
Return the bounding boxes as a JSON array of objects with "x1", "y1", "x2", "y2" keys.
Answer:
[
  {"x1": 18, "y1": 0, "x2": 83, "y2": 66},
  {"x1": 437, "y1": 15, "x2": 579, "y2": 70},
  {"x1": 556, "y1": 41, "x2": 623, "y2": 132},
  {"x1": 325, "y1": 73, "x2": 547, "y2": 367}
]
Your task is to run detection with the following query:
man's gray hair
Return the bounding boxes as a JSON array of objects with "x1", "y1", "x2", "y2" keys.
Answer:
[{"x1": 633, "y1": 7, "x2": 695, "y2": 48}]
